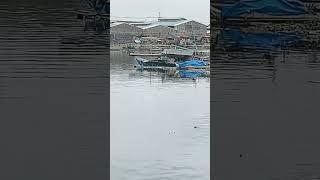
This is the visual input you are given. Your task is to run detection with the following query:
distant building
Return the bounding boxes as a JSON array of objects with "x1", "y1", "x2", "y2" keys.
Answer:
[
  {"x1": 138, "y1": 24, "x2": 175, "y2": 38},
  {"x1": 110, "y1": 22, "x2": 142, "y2": 43},
  {"x1": 110, "y1": 17, "x2": 208, "y2": 41},
  {"x1": 173, "y1": 20, "x2": 207, "y2": 37},
  {"x1": 155, "y1": 18, "x2": 188, "y2": 28},
  {"x1": 149, "y1": 18, "x2": 207, "y2": 37}
]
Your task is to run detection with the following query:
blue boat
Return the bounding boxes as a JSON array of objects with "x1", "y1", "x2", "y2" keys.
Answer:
[{"x1": 177, "y1": 59, "x2": 210, "y2": 70}]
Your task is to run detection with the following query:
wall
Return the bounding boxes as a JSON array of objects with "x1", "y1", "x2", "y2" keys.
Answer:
[
  {"x1": 110, "y1": 23, "x2": 142, "y2": 43},
  {"x1": 142, "y1": 25, "x2": 175, "y2": 38},
  {"x1": 175, "y1": 21, "x2": 207, "y2": 37}
]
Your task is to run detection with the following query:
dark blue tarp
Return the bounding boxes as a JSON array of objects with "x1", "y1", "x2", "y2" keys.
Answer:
[
  {"x1": 178, "y1": 60, "x2": 209, "y2": 69},
  {"x1": 222, "y1": 0, "x2": 307, "y2": 17},
  {"x1": 222, "y1": 28, "x2": 303, "y2": 49},
  {"x1": 87, "y1": 0, "x2": 109, "y2": 14}
]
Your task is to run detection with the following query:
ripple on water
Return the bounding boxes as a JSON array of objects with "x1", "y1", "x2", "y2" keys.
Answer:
[{"x1": 111, "y1": 51, "x2": 210, "y2": 180}]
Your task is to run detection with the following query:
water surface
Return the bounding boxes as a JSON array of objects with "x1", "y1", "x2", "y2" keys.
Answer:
[
  {"x1": 110, "y1": 51, "x2": 210, "y2": 180},
  {"x1": 0, "y1": 1, "x2": 108, "y2": 179},
  {"x1": 213, "y1": 50, "x2": 320, "y2": 180}
]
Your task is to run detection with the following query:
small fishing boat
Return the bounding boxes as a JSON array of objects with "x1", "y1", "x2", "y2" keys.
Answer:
[
  {"x1": 135, "y1": 55, "x2": 210, "y2": 79},
  {"x1": 135, "y1": 56, "x2": 177, "y2": 70},
  {"x1": 134, "y1": 47, "x2": 210, "y2": 79}
]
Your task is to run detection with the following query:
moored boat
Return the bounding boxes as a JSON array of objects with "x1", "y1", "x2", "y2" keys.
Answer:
[
  {"x1": 177, "y1": 59, "x2": 210, "y2": 70},
  {"x1": 135, "y1": 56, "x2": 210, "y2": 79},
  {"x1": 135, "y1": 56, "x2": 177, "y2": 70}
]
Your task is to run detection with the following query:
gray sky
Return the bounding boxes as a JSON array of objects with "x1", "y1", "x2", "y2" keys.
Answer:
[{"x1": 110, "y1": 0, "x2": 210, "y2": 25}]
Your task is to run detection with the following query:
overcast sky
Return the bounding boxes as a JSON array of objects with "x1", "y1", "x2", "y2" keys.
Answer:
[{"x1": 110, "y1": 0, "x2": 210, "y2": 25}]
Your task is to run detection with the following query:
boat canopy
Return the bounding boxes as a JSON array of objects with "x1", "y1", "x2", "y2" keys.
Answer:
[
  {"x1": 222, "y1": 0, "x2": 307, "y2": 18},
  {"x1": 222, "y1": 28, "x2": 303, "y2": 49}
]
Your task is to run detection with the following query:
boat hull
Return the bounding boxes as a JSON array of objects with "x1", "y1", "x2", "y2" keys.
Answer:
[{"x1": 135, "y1": 57, "x2": 177, "y2": 69}]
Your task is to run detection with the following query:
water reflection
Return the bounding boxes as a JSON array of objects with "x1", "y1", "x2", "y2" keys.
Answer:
[
  {"x1": 0, "y1": 1, "x2": 107, "y2": 179},
  {"x1": 213, "y1": 26, "x2": 320, "y2": 179}
]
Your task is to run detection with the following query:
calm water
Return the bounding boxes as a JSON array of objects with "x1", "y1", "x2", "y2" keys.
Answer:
[
  {"x1": 213, "y1": 50, "x2": 320, "y2": 180},
  {"x1": 110, "y1": 51, "x2": 210, "y2": 180},
  {"x1": 0, "y1": 1, "x2": 107, "y2": 179}
]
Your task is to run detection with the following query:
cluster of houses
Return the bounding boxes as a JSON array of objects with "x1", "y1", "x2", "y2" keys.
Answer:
[{"x1": 110, "y1": 17, "x2": 210, "y2": 43}]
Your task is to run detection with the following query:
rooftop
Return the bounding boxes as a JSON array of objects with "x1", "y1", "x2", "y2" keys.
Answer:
[
  {"x1": 158, "y1": 17, "x2": 187, "y2": 21},
  {"x1": 110, "y1": 22, "x2": 142, "y2": 29},
  {"x1": 111, "y1": 17, "x2": 207, "y2": 28},
  {"x1": 174, "y1": 20, "x2": 194, "y2": 26},
  {"x1": 137, "y1": 24, "x2": 164, "y2": 29},
  {"x1": 110, "y1": 22, "x2": 124, "y2": 27}
]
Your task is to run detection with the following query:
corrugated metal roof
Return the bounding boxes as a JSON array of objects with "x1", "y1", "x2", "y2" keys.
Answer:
[
  {"x1": 138, "y1": 24, "x2": 176, "y2": 30},
  {"x1": 110, "y1": 22, "x2": 124, "y2": 27},
  {"x1": 110, "y1": 17, "x2": 158, "y2": 23},
  {"x1": 110, "y1": 22, "x2": 142, "y2": 29},
  {"x1": 153, "y1": 19, "x2": 207, "y2": 27},
  {"x1": 153, "y1": 21, "x2": 177, "y2": 27},
  {"x1": 174, "y1": 20, "x2": 207, "y2": 26},
  {"x1": 137, "y1": 24, "x2": 162, "y2": 29},
  {"x1": 129, "y1": 22, "x2": 152, "y2": 27},
  {"x1": 111, "y1": 17, "x2": 206, "y2": 28},
  {"x1": 173, "y1": 20, "x2": 193, "y2": 26},
  {"x1": 143, "y1": 18, "x2": 186, "y2": 27},
  {"x1": 158, "y1": 17, "x2": 187, "y2": 21}
]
